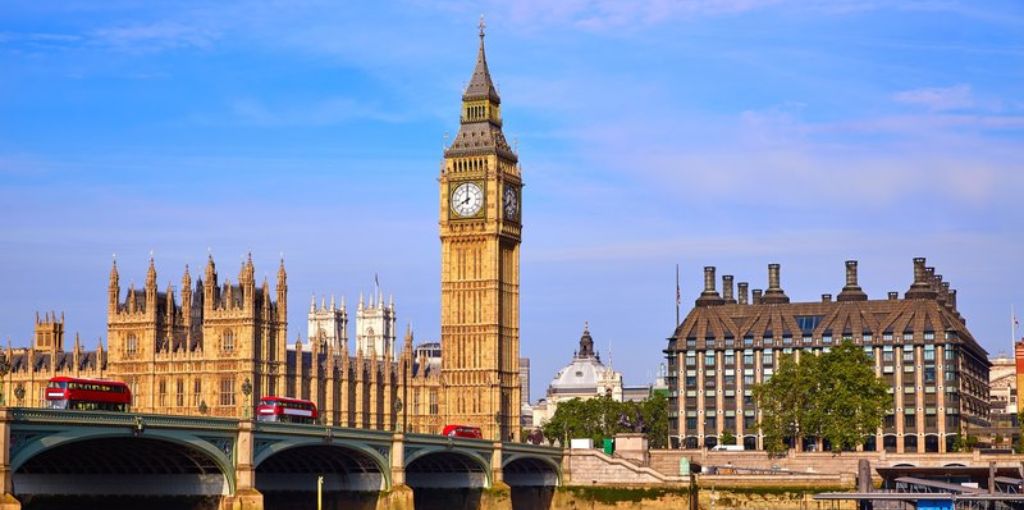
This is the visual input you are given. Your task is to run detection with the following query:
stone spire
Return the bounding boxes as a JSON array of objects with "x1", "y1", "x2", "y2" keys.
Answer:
[
  {"x1": 463, "y1": 15, "x2": 499, "y2": 103},
  {"x1": 108, "y1": 256, "x2": 120, "y2": 310},
  {"x1": 146, "y1": 255, "x2": 157, "y2": 289},
  {"x1": 444, "y1": 19, "x2": 516, "y2": 161}
]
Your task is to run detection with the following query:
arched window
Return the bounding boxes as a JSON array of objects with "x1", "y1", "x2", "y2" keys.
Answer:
[
  {"x1": 222, "y1": 330, "x2": 235, "y2": 352},
  {"x1": 126, "y1": 334, "x2": 138, "y2": 356}
]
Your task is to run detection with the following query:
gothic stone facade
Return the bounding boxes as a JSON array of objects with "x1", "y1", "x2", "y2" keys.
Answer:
[
  {"x1": 5, "y1": 256, "x2": 443, "y2": 434},
  {"x1": 438, "y1": 26, "x2": 522, "y2": 441},
  {"x1": 2, "y1": 28, "x2": 519, "y2": 439},
  {"x1": 665, "y1": 257, "x2": 991, "y2": 454}
]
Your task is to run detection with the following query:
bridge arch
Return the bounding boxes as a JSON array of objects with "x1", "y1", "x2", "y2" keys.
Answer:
[
  {"x1": 405, "y1": 448, "x2": 491, "y2": 489},
  {"x1": 11, "y1": 432, "x2": 234, "y2": 498},
  {"x1": 502, "y1": 454, "x2": 561, "y2": 487},
  {"x1": 253, "y1": 440, "x2": 391, "y2": 492}
]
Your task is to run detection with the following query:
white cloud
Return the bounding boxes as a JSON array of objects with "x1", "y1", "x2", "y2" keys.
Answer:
[
  {"x1": 89, "y1": 22, "x2": 218, "y2": 52},
  {"x1": 892, "y1": 84, "x2": 975, "y2": 111},
  {"x1": 223, "y1": 96, "x2": 409, "y2": 127}
]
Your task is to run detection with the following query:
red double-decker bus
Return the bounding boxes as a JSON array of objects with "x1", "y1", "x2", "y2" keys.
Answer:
[
  {"x1": 256, "y1": 396, "x2": 318, "y2": 424},
  {"x1": 45, "y1": 376, "x2": 131, "y2": 412},
  {"x1": 442, "y1": 424, "x2": 483, "y2": 439}
]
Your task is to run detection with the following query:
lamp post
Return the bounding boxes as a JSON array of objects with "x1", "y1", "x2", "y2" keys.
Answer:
[
  {"x1": 0, "y1": 355, "x2": 10, "y2": 407},
  {"x1": 316, "y1": 474, "x2": 324, "y2": 510},
  {"x1": 393, "y1": 397, "x2": 403, "y2": 432},
  {"x1": 198, "y1": 400, "x2": 208, "y2": 415},
  {"x1": 241, "y1": 377, "x2": 253, "y2": 419},
  {"x1": 14, "y1": 384, "x2": 24, "y2": 407}
]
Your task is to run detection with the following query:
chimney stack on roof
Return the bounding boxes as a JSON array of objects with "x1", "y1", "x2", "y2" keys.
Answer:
[
  {"x1": 696, "y1": 266, "x2": 725, "y2": 306},
  {"x1": 837, "y1": 260, "x2": 868, "y2": 302},
  {"x1": 723, "y1": 275, "x2": 736, "y2": 304},
  {"x1": 761, "y1": 263, "x2": 790, "y2": 304},
  {"x1": 888, "y1": 291, "x2": 899, "y2": 300},
  {"x1": 752, "y1": 289, "x2": 763, "y2": 304},
  {"x1": 737, "y1": 282, "x2": 749, "y2": 305},
  {"x1": 906, "y1": 257, "x2": 937, "y2": 300},
  {"x1": 822, "y1": 294, "x2": 832, "y2": 303}
]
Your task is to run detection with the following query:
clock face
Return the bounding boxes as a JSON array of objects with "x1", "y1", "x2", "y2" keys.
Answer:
[
  {"x1": 503, "y1": 186, "x2": 519, "y2": 220},
  {"x1": 451, "y1": 182, "x2": 484, "y2": 217}
]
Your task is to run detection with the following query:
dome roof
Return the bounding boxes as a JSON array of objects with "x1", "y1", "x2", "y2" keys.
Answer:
[
  {"x1": 546, "y1": 323, "x2": 621, "y2": 396},
  {"x1": 549, "y1": 356, "x2": 610, "y2": 394}
]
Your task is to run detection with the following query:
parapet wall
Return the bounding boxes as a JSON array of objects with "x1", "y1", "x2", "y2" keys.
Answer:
[{"x1": 649, "y1": 449, "x2": 1024, "y2": 478}]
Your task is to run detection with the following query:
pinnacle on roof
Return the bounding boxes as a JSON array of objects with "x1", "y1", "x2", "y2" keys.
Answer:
[
  {"x1": 578, "y1": 322, "x2": 595, "y2": 358},
  {"x1": 463, "y1": 15, "x2": 500, "y2": 104}
]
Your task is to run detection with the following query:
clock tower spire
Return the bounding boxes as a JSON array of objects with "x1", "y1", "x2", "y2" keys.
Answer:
[{"x1": 440, "y1": 20, "x2": 522, "y2": 442}]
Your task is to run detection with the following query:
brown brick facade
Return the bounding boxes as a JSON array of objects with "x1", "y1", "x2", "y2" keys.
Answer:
[{"x1": 665, "y1": 258, "x2": 990, "y2": 454}]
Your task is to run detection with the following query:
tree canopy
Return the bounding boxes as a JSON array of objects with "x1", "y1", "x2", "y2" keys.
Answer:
[
  {"x1": 753, "y1": 340, "x2": 890, "y2": 453},
  {"x1": 541, "y1": 393, "x2": 669, "y2": 448}
]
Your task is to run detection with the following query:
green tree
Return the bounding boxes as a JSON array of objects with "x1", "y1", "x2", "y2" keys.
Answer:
[
  {"x1": 543, "y1": 397, "x2": 620, "y2": 445},
  {"x1": 813, "y1": 342, "x2": 890, "y2": 451},
  {"x1": 754, "y1": 341, "x2": 889, "y2": 454},
  {"x1": 541, "y1": 393, "x2": 670, "y2": 448},
  {"x1": 720, "y1": 430, "x2": 736, "y2": 446},
  {"x1": 753, "y1": 352, "x2": 820, "y2": 454},
  {"x1": 638, "y1": 392, "x2": 669, "y2": 449}
]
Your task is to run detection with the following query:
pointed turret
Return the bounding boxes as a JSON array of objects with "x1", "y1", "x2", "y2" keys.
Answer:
[
  {"x1": 276, "y1": 256, "x2": 288, "y2": 322},
  {"x1": 310, "y1": 294, "x2": 317, "y2": 313},
  {"x1": 181, "y1": 265, "x2": 193, "y2": 325},
  {"x1": 146, "y1": 256, "x2": 157, "y2": 289},
  {"x1": 403, "y1": 323, "x2": 414, "y2": 354},
  {"x1": 109, "y1": 257, "x2": 120, "y2": 312},
  {"x1": 444, "y1": 17, "x2": 517, "y2": 161},
  {"x1": 205, "y1": 254, "x2": 217, "y2": 282},
  {"x1": 463, "y1": 16, "x2": 500, "y2": 103}
]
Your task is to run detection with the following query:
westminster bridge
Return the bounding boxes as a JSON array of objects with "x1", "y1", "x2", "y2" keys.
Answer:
[{"x1": 0, "y1": 408, "x2": 562, "y2": 510}]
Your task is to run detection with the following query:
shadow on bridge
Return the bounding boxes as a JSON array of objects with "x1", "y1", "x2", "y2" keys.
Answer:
[
  {"x1": 505, "y1": 456, "x2": 559, "y2": 510},
  {"x1": 406, "y1": 450, "x2": 488, "y2": 510},
  {"x1": 13, "y1": 436, "x2": 229, "y2": 510},
  {"x1": 256, "y1": 444, "x2": 386, "y2": 510}
]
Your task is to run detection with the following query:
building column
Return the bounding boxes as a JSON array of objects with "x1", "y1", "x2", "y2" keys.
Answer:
[
  {"x1": 340, "y1": 362, "x2": 351, "y2": 427},
  {"x1": 875, "y1": 346, "x2": 884, "y2": 453},
  {"x1": 895, "y1": 345, "x2": 905, "y2": 454},
  {"x1": 915, "y1": 344, "x2": 925, "y2": 453},
  {"x1": 696, "y1": 350, "x2": 705, "y2": 445},
  {"x1": 937, "y1": 344, "x2": 947, "y2": 453},
  {"x1": 677, "y1": 352, "x2": 686, "y2": 443},
  {"x1": 221, "y1": 420, "x2": 263, "y2": 510},
  {"x1": 735, "y1": 349, "x2": 744, "y2": 440},
  {"x1": 715, "y1": 350, "x2": 724, "y2": 438}
]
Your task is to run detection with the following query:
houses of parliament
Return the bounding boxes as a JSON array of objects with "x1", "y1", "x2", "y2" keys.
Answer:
[{"x1": 1, "y1": 25, "x2": 523, "y2": 441}]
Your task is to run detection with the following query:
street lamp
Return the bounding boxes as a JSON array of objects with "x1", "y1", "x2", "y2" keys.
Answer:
[
  {"x1": 0, "y1": 355, "x2": 10, "y2": 407},
  {"x1": 241, "y1": 378, "x2": 253, "y2": 419},
  {"x1": 14, "y1": 385, "x2": 25, "y2": 406},
  {"x1": 393, "y1": 397, "x2": 403, "y2": 432},
  {"x1": 316, "y1": 474, "x2": 324, "y2": 510},
  {"x1": 198, "y1": 400, "x2": 208, "y2": 415}
]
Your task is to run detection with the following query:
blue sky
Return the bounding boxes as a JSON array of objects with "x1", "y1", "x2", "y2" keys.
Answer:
[{"x1": 1, "y1": 1, "x2": 1023, "y2": 402}]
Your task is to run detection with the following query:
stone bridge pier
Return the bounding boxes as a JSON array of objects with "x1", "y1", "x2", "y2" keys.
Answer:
[{"x1": 0, "y1": 408, "x2": 562, "y2": 510}]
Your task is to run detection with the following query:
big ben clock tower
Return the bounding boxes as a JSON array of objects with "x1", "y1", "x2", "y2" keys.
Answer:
[{"x1": 440, "y1": 20, "x2": 522, "y2": 441}]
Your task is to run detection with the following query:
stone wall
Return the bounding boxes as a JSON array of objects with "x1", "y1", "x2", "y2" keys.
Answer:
[
  {"x1": 565, "y1": 450, "x2": 683, "y2": 485},
  {"x1": 650, "y1": 449, "x2": 1024, "y2": 478},
  {"x1": 549, "y1": 486, "x2": 856, "y2": 510}
]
